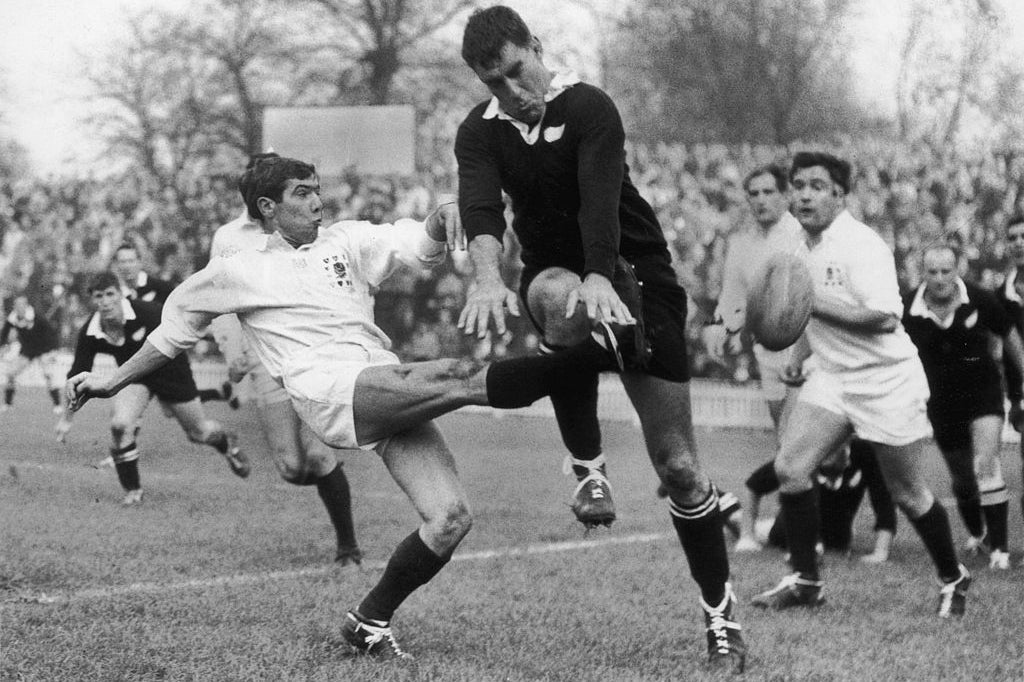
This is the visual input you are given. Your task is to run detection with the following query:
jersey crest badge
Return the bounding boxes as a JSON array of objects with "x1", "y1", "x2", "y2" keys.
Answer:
[{"x1": 322, "y1": 254, "x2": 353, "y2": 289}]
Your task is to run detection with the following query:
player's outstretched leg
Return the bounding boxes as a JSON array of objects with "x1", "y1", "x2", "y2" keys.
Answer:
[
  {"x1": 170, "y1": 399, "x2": 251, "y2": 478},
  {"x1": 342, "y1": 422, "x2": 469, "y2": 661}
]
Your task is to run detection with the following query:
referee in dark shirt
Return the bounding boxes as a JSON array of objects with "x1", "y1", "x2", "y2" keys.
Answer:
[
  {"x1": 55, "y1": 271, "x2": 250, "y2": 505},
  {"x1": 454, "y1": 6, "x2": 745, "y2": 673},
  {"x1": 903, "y1": 243, "x2": 1022, "y2": 570}
]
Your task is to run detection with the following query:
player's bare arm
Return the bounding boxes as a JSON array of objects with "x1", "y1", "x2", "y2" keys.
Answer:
[
  {"x1": 459, "y1": 234, "x2": 520, "y2": 338},
  {"x1": 66, "y1": 340, "x2": 175, "y2": 411},
  {"x1": 812, "y1": 296, "x2": 899, "y2": 333}
]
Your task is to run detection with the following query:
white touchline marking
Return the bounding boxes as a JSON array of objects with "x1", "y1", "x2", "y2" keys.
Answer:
[{"x1": 5, "y1": 533, "x2": 674, "y2": 606}]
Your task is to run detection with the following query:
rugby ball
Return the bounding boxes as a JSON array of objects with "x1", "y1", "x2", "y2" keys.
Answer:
[{"x1": 746, "y1": 252, "x2": 814, "y2": 351}]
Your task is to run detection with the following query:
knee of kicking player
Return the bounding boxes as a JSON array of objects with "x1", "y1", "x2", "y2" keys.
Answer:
[
  {"x1": 654, "y1": 457, "x2": 705, "y2": 498},
  {"x1": 422, "y1": 500, "x2": 473, "y2": 556}
]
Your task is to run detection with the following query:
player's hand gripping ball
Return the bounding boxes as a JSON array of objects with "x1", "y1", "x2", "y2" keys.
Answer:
[{"x1": 746, "y1": 252, "x2": 814, "y2": 351}]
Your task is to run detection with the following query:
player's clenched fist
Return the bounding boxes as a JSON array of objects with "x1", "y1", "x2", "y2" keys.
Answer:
[{"x1": 65, "y1": 372, "x2": 112, "y2": 412}]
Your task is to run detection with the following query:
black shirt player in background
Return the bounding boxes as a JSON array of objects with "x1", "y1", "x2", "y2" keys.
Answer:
[{"x1": 55, "y1": 271, "x2": 250, "y2": 505}]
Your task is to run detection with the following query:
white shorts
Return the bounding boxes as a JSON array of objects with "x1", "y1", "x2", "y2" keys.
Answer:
[
  {"x1": 247, "y1": 363, "x2": 290, "y2": 406},
  {"x1": 797, "y1": 358, "x2": 931, "y2": 446},
  {"x1": 753, "y1": 343, "x2": 791, "y2": 402},
  {"x1": 282, "y1": 344, "x2": 400, "y2": 450}
]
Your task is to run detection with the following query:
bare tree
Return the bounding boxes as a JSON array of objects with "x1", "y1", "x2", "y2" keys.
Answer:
[
  {"x1": 608, "y1": 0, "x2": 863, "y2": 144},
  {"x1": 290, "y1": 0, "x2": 477, "y2": 105}
]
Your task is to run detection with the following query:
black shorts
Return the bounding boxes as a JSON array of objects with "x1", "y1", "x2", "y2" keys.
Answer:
[
  {"x1": 142, "y1": 361, "x2": 199, "y2": 404},
  {"x1": 927, "y1": 385, "x2": 1004, "y2": 451},
  {"x1": 520, "y1": 253, "x2": 690, "y2": 383}
]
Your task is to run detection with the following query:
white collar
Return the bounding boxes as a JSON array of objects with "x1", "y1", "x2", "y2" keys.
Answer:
[
  {"x1": 482, "y1": 70, "x2": 581, "y2": 144},
  {"x1": 1004, "y1": 268, "x2": 1022, "y2": 303},
  {"x1": 908, "y1": 278, "x2": 970, "y2": 327},
  {"x1": 7, "y1": 305, "x2": 35, "y2": 327},
  {"x1": 86, "y1": 298, "x2": 137, "y2": 342}
]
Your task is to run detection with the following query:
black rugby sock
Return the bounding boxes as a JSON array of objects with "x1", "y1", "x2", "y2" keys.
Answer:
[
  {"x1": 981, "y1": 501, "x2": 1009, "y2": 552},
  {"x1": 547, "y1": 355, "x2": 602, "y2": 465},
  {"x1": 485, "y1": 338, "x2": 610, "y2": 409},
  {"x1": 955, "y1": 498, "x2": 985, "y2": 539},
  {"x1": 49, "y1": 389, "x2": 61, "y2": 406},
  {"x1": 316, "y1": 464, "x2": 357, "y2": 551},
  {"x1": 779, "y1": 489, "x2": 821, "y2": 580},
  {"x1": 668, "y1": 487, "x2": 730, "y2": 605},
  {"x1": 112, "y1": 442, "x2": 141, "y2": 491},
  {"x1": 357, "y1": 531, "x2": 449, "y2": 622},
  {"x1": 908, "y1": 501, "x2": 961, "y2": 582}
]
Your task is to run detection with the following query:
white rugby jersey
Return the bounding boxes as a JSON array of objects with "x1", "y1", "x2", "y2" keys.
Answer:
[
  {"x1": 799, "y1": 210, "x2": 918, "y2": 372},
  {"x1": 715, "y1": 211, "x2": 803, "y2": 331},
  {"x1": 148, "y1": 219, "x2": 446, "y2": 382},
  {"x1": 206, "y1": 211, "x2": 266, "y2": 365}
]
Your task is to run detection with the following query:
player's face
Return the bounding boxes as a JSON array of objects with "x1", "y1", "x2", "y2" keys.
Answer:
[
  {"x1": 1006, "y1": 222, "x2": 1024, "y2": 267},
  {"x1": 270, "y1": 177, "x2": 323, "y2": 248},
  {"x1": 472, "y1": 39, "x2": 552, "y2": 125},
  {"x1": 922, "y1": 249, "x2": 958, "y2": 300},
  {"x1": 91, "y1": 287, "x2": 125, "y2": 324},
  {"x1": 114, "y1": 249, "x2": 142, "y2": 280},
  {"x1": 745, "y1": 173, "x2": 789, "y2": 228},
  {"x1": 791, "y1": 166, "x2": 844, "y2": 236},
  {"x1": 12, "y1": 296, "x2": 29, "y2": 316}
]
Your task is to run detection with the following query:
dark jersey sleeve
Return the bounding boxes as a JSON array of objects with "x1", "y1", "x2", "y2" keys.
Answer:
[
  {"x1": 571, "y1": 86, "x2": 626, "y2": 279},
  {"x1": 455, "y1": 108, "x2": 509, "y2": 246},
  {"x1": 0, "y1": 321, "x2": 11, "y2": 347},
  {"x1": 971, "y1": 284, "x2": 1013, "y2": 337},
  {"x1": 67, "y1": 326, "x2": 99, "y2": 378}
]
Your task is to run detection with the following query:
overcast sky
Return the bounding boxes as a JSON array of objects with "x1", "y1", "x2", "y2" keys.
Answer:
[{"x1": 0, "y1": 0, "x2": 1016, "y2": 175}]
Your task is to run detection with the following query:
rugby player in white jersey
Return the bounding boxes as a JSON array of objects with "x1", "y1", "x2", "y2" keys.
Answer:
[
  {"x1": 703, "y1": 164, "x2": 804, "y2": 549},
  {"x1": 206, "y1": 153, "x2": 361, "y2": 566},
  {"x1": 66, "y1": 156, "x2": 630, "y2": 660},
  {"x1": 750, "y1": 151, "x2": 970, "y2": 618}
]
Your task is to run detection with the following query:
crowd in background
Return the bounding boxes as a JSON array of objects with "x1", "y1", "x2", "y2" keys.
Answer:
[{"x1": 2, "y1": 138, "x2": 1024, "y2": 383}]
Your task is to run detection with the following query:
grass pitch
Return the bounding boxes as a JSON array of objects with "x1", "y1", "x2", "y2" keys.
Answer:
[{"x1": 1, "y1": 387, "x2": 1022, "y2": 681}]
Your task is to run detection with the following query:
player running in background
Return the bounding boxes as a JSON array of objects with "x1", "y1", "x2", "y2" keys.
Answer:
[
  {"x1": 55, "y1": 271, "x2": 250, "y2": 505},
  {"x1": 66, "y1": 156, "x2": 632, "y2": 661},
  {"x1": 994, "y1": 213, "x2": 1024, "y2": 567},
  {"x1": 207, "y1": 152, "x2": 361, "y2": 566},
  {"x1": 1, "y1": 293, "x2": 64, "y2": 414},
  {"x1": 702, "y1": 164, "x2": 805, "y2": 550},
  {"x1": 903, "y1": 242, "x2": 1023, "y2": 571},
  {"x1": 455, "y1": 6, "x2": 746, "y2": 672},
  {"x1": 750, "y1": 151, "x2": 969, "y2": 618}
]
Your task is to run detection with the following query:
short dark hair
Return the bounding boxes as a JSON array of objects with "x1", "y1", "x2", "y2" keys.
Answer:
[
  {"x1": 790, "y1": 151, "x2": 852, "y2": 194},
  {"x1": 237, "y1": 156, "x2": 317, "y2": 222},
  {"x1": 88, "y1": 271, "x2": 121, "y2": 293},
  {"x1": 1006, "y1": 213, "x2": 1024, "y2": 232},
  {"x1": 462, "y1": 5, "x2": 533, "y2": 69},
  {"x1": 743, "y1": 164, "x2": 789, "y2": 192}
]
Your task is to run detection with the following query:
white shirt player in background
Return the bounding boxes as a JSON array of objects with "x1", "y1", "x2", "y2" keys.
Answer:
[
  {"x1": 702, "y1": 165, "x2": 804, "y2": 551},
  {"x1": 207, "y1": 153, "x2": 361, "y2": 566},
  {"x1": 750, "y1": 151, "x2": 970, "y2": 619},
  {"x1": 65, "y1": 155, "x2": 626, "y2": 660}
]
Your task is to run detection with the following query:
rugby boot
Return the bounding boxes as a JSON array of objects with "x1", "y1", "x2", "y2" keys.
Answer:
[
  {"x1": 121, "y1": 488, "x2": 144, "y2": 506},
  {"x1": 566, "y1": 454, "x2": 616, "y2": 528},
  {"x1": 936, "y1": 565, "x2": 971, "y2": 618},
  {"x1": 702, "y1": 583, "x2": 747, "y2": 674},
  {"x1": 341, "y1": 611, "x2": 413, "y2": 660},
  {"x1": 222, "y1": 432, "x2": 251, "y2": 478},
  {"x1": 609, "y1": 256, "x2": 652, "y2": 370},
  {"x1": 751, "y1": 573, "x2": 824, "y2": 609}
]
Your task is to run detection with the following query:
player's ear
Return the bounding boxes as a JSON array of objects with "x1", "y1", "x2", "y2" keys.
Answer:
[
  {"x1": 256, "y1": 196, "x2": 275, "y2": 220},
  {"x1": 532, "y1": 35, "x2": 543, "y2": 56}
]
